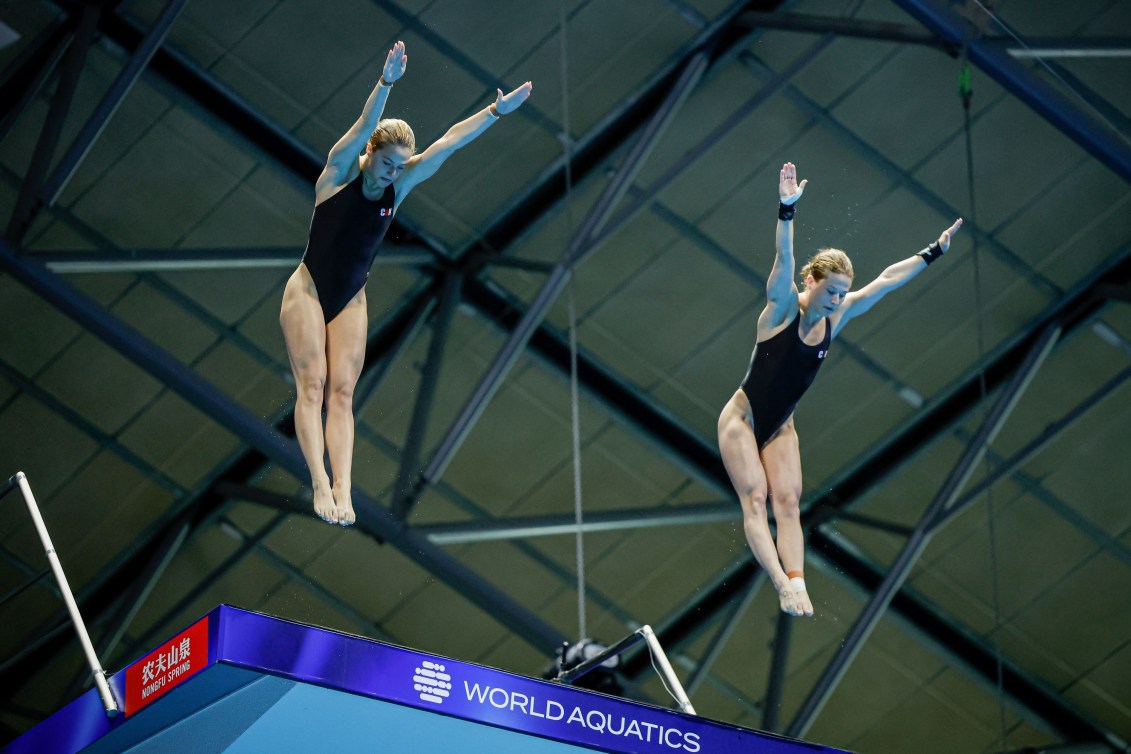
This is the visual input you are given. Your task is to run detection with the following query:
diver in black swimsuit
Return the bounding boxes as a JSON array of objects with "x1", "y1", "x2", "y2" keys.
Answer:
[
  {"x1": 739, "y1": 307, "x2": 831, "y2": 450},
  {"x1": 300, "y1": 177, "x2": 396, "y2": 325},
  {"x1": 716, "y1": 161, "x2": 963, "y2": 617},
  {"x1": 280, "y1": 40, "x2": 533, "y2": 525}
]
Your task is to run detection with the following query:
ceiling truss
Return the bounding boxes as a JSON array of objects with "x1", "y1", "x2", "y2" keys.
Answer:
[{"x1": 0, "y1": 1, "x2": 1127, "y2": 749}]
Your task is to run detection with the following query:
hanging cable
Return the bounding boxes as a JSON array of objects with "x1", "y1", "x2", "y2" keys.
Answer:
[
  {"x1": 569, "y1": 281, "x2": 587, "y2": 641},
  {"x1": 558, "y1": 0, "x2": 587, "y2": 643},
  {"x1": 959, "y1": 27, "x2": 1008, "y2": 751}
]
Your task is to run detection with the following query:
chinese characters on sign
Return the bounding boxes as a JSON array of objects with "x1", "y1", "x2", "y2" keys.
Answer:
[
  {"x1": 125, "y1": 616, "x2": 209, "y2": 716},
  {"x1": 140, "y1": 637, "x2": 192, "y2": 684}
]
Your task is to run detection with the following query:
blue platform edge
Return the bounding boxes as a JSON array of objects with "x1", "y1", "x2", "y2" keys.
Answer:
[{"x1": 4, "y1": 605, "x2": 850, "y2": 754}]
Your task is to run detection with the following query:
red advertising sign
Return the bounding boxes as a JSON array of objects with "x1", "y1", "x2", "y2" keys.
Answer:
[{"x1": 124, "y1": 615, "x2": 209, "y2": 716}]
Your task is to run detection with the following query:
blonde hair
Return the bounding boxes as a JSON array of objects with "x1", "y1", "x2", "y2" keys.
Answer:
[
  {"x1": 800, "y1": 247, "x2": 854, "y2": 286},
  {"x1": 368, "y1": 118, "x2": 416, "y2": 153}
]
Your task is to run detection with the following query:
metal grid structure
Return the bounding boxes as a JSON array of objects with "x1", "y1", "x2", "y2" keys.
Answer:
[{"x1": 1, "y1": 1, "x2": 1130, "y2": 751}]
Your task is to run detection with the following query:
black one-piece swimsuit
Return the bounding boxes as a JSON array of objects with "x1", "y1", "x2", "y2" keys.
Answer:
[
  {"x1": 300, "y1": 177, "x2": 395, "y2": 323},
  {"x1": 739, "y1": 312, "x2": 831, "y2": 448}
]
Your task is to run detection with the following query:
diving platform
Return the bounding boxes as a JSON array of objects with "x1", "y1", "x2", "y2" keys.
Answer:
[{"x1": 4, "y1": 605, "x2": 847, "y2": 753}]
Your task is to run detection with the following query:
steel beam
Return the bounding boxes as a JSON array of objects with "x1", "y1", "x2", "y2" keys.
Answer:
[
  {"x1": 1095, "y1": 283, "x2": 1131, "y2": 305},
  {"x1": 1008, "y1": 46, "x2": 1131, "y2": 60},
  {"x1": 1030, "y1": 63, "x2": 1131, "y2": 159},
  {"x1": 731, "y1": 36, "x2": 1131, "y2": 518},
  {"x1": 93, "y1": 520, "x2": 190, "y2": 665},
  {"x1": 621, "y1": 559, "x2": 757, "y2": 677},
  {"x1": 464, "y1": 253, "x2": 555, "y2": 275},
  {"x1": 0, "y1": 284, "x2": 436, "y2": 705},
  {"x1": 67, "y1": 1, "x2": 442, "y2": 265},
  {"x1": 33, "y1": 244, "x2": 435, "y2": 273},
  {"x1": 459, "y1": 276, "x2": 725, "y2": 490},
  {"x1": 73, "y1": 3, "x2": 320, "y2": 183},
  {"x1": 70, "y1": 0, "x2": 1129, "y2": 567},
  {"x1": 0, "y1": 543, "x2": 56, "y2": 598},
  {"x1": 997, "y1": 443, "x2": 1131, "y2": 575},
  {"x1": 62, "y1": 520, "x2": 191, "y2": 697},
  {"x1": 367, "y1": 0, "x2": 559, "y2": 137},
  {"x1": 992, "y1": 37, "x2": 1131, "y2": 57},
  {"x1": 0, "y1": 567, "x2": 51, "y2": 610},
  {"x1": 598, "y1": 250, "x2": 1129, "y2": 739},
  {"x1": 736, "y1": 11, "x2": 1131, "y2": 57},
  {"x1": 684, "y1": 571, "x2": 763, "y2": 698},
  {"x1": 217, "y1": 515, "x2": 396, "y2": 643},
  {"x1": 392, "y1": 271, "x2": 462, "y2": 520},
  {"x1": 786, "y1": 323, "x2": 1061, "y2": 738},
  {"x1": 0, "y1": 17, "x2": 72, "y2": 144},
  {"x1": 932, "y1": 360, "x2": 1131, "y2": 532},
  {"x1": 417, "y1": 50, "x2": 712, "y2": 490},
  {"x1": 628, "y1": 185, "x2": 919, "y2": 401},
  {"x1": 737, "y1": 49, "x2": 1059, "y2": 301},
  {"x1": 0, "y1": 270, "x2": 438, "y2": 705},
  {"x1": 40, "y1": 0, "x2": 188, "y2": 212},
  {"x1": 6, "y1": 4, "x2": 99, "y2": 244},
  {"x1": 762, "y1": 610, "x2": 794, "y2": 732},
  {"x1": 59, "y1": 0, "x2": 743, "y2": 499},
  {"x1": 0, "y1": 16, "x2": 63, "y2": 90},
  {"x1": 0, "y1": 514, "x2": 189, "y2": 689},
  {"x1": 0, "y1": 474, "x2": 18, "y2": 498},
  {"x1": 892, "y1": 0, "x2": 1131, "y2": 184},
  {"x1": 357, "y1": 423, "x2": 642, "y2": 629},
  {"x1": 0, "y1": 458, "x2": 267, "y2": 705},
  {"x1": 17, "y1": 1, "x2": 1131, "y2": 741},
  {"x1": 418, "y1": 502, "x2": 738, "y2": 545},
  {"x1": 122, "y1": 511, "x2": 291, "y2": 659},
  {"x1": 0, "y1": 353, "x2": 187, "y2": 498},
  {"x1": 584, "y1": 32, "x2": 836, "y2": 260},
  {"x1": 469, "y1": 0, "x2": 772, "y2": 259},
  {"x1": 354, "y1": 282, "x2": 438, "y2": 417},
  {"x1": 0, "y1": 239, "x2": 566, "y2": 653},
  {"x1": 214, "y1": 481, "x2": 307, "y2": 514},
  {"x1": 0, "y1": 609, "x2": 73, "y2": 679},
  {"x1": 811, "y1": 528, "x2": 1125, "y2": 748},
  {"x1": 737, "y1": 10, "x2": 942, "y2": 48},
  {"x1": 831, "y1": 510, "x2": 915, "y2": 537},
  {"x1": 26, "y1": 10, "x2": 1099, "y2": 714}
]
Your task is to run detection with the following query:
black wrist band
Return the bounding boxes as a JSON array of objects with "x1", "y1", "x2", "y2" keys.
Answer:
[
  {"x1": 778, "y1": 202, "x2": 796, "y2": 222},
  {"x1": 917, "y1": 241, "x2": 942, "y2": 265}
]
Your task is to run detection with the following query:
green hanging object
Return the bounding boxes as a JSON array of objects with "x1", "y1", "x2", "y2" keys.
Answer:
[{"x1": 958, "y1": 64, "x2": 973, "y2": 103}]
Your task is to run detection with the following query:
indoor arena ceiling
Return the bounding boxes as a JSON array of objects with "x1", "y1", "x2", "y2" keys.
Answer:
[{"x1": 1, "y1": 1, "x2": 1130, "y2": 752}]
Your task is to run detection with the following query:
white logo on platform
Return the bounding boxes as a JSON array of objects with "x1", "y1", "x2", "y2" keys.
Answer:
[
  {"x1": 413, "y1": 660, "x2": 452, "y2": 704},
  {"x1": 462, "y1": 682, "x2": 702, "y2": 752}
]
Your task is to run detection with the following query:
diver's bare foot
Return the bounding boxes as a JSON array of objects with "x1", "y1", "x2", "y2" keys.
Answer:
[
  {"x1": 313, "y1": 483, "x2": 337, "y2": 524},
  {"x1": 777, "y1": 585, "x2": 814, "y2": 617},
  {"x1": 333, "y1": 484, "x2": 356, "y2": 527},
  {"x1": 778, "y1": 587, "x2": 800, "y2": 616},
  {"x1": 790, "y1": 574, "x2": 814, "y2": 617},
  {"x1": 793, "y1": 589, "x2": 814, "y2": 617}
]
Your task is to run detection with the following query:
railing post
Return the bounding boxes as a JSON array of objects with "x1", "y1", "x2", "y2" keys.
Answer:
[{"x1": 9, "y1": 471, "x2": 119, "y2": 716}]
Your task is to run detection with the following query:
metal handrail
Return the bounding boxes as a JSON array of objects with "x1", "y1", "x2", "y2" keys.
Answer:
[
  {"x1": 5, "y1": 471, "x2": 119, "y2": 716},
  {"x1": 555, "y1": 625, "x2": 696, "y2": 716}
]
